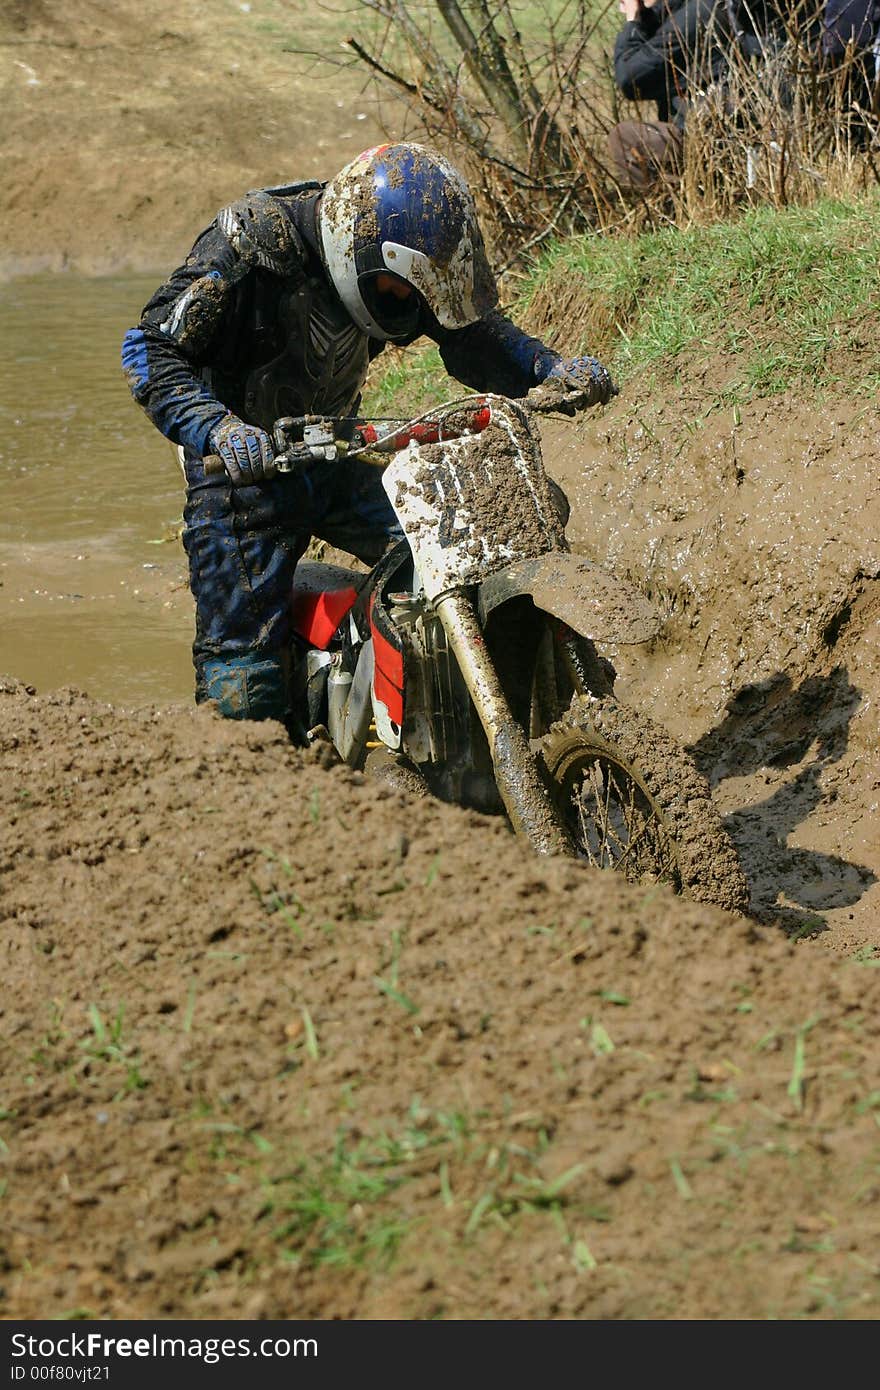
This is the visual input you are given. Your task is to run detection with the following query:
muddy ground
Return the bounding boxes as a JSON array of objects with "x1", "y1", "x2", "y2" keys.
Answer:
[
  {"x1": 0, "y1": 0, "x2": 395, "y2": 279},
  {"x1": 3, "y1": 0, "x2": 880, "y2": 1323}
]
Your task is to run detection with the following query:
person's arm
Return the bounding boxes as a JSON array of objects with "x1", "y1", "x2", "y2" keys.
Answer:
[
  {"x1": 613, "y1": 0, "x2": 702, "y2": 104},
  {"x1": 121, "y1": 191, "x2": 307, "y2": 480},
  {"x1": 431, "y1": 309, "x2": 615, "y2": 404},
  {"x1": 121, "y1": 222, "x2": 241, "y2": 457},
  {"x1": 432, "y1": 309, "x2": 554, "y2": 397},
  {"x1": 619, "y1": 0, "x2": 668, "y2": 39}
]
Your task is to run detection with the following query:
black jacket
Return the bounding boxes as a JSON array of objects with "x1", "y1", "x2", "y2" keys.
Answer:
[{"x1": 613, "y1": 0, "x2": 731, "y2": 128}]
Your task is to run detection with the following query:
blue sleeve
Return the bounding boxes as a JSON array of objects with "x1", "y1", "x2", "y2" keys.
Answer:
[
  {"x1": 121, "y1": 321, "x2": 229, "y2": 458},
  {"x1": 121, "y1": 223, "x2": 240, "y2": 456},
  {"x1": 432, "y1": 310, "x2": 561, "y2": 397},
  {"x1": 122, "y1": 193, "x2": 307, "y2": 456}
]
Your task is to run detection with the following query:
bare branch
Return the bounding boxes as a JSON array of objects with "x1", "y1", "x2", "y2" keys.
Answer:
[
  {"x1": 345, "y1": 36, "x2": 425, "y2": 98},
  {"x1": 436, "y1": 0, "x2": 531, "y2": 156},
  {"x1": 344, "y1": 34, "x2": 498, "y2": 153},
  {"x1": 493, "y1": 185, "x2": 576, "y2": 274}
]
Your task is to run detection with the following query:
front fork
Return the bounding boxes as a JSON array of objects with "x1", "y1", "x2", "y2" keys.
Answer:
[{"x1": 434, "y1": 589, "x2": 574, "y2": 857}]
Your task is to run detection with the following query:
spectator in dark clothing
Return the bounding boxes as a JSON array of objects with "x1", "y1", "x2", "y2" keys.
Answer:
[
  {"x1": 723, "y1": 0, "x2": 790, "y2": 59},
  {"x1": 820, "y1": 0, "x2": 880, "y2": 132},
  {"x1": 609, "y1": 0, "x2": 730, "y2": 190}
]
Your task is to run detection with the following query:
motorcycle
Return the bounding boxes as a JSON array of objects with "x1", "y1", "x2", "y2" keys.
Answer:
[{"x1": 207, "y1": 384, "x2": 749, "y2": 913}]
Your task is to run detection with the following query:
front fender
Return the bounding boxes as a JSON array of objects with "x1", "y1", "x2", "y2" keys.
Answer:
[{"x1": 476, "y1": 552, "x2": 661, "y2": 645}]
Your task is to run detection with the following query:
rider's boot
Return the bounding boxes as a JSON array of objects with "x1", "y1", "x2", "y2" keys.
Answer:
[{"x1": 198, "y1": 652, "x2": 307, "y2": 744}]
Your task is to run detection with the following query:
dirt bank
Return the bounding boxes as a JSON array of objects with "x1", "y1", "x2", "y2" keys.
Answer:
[
  {"x1": 556, "y1": 383, "x2": 880, "y2": 950},
  {"x1": 0, "y1": 0, "x2": 395, "y2": 278},
  {"x1": 3, "y1": 382, "x2": 880, "y2": 1320},
  {"x1": 3, "y1": 679, "x2": 880, "y2": 1321}
]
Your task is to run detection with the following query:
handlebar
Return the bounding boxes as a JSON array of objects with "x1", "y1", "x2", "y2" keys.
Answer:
[
  {"x1": 202, "y1": 400, "x2": 493, "y2": 479},
  {"x1": 202, "y1": 384, "x2": 593, "y2": 479}
]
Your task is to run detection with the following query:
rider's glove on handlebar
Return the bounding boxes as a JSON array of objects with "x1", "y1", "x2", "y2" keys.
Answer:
[
  {"x1": 534, "y1": 350, "x2": 618, "y2": 406},
  {"x1": 208, "y1": 415, "x2": 276, "y2": 485}
]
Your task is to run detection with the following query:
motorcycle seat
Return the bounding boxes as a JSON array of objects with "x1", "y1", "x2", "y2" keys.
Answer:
[{"x1": 292, "y1": 559, "x2": 369, "y2": 596}]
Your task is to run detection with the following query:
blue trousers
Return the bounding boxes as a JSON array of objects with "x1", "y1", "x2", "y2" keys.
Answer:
[{"x1": 181, "y1": 453, "x2": 402, "y2": 721}]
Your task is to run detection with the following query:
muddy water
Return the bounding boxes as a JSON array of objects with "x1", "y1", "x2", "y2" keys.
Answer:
[{"x1": 1, "y1": 275, "x2": 195, "y2": 705}]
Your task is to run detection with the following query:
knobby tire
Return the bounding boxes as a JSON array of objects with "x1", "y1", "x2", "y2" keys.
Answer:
[{"x1": 539, "y1": 694, "x2": 750, "y2": 915}]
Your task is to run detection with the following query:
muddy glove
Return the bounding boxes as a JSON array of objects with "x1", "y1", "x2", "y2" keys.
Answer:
[
  {"x1": 534, "y1": 350, "x2": 617, "y2": 407},
  {"x1": 207, "y1": 415, "x2": 276, "y2": 485}
]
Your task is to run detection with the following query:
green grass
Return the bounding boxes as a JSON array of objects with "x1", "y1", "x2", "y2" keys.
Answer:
[
  {"x1": 363, "y1": 194, "x2": 880, "y2": 413},
  {"x1": 522, "y1": 195, "x2": 880, "y2": 398},
  {"x1": 250, "y1": 849, "x2": 336, "y2": 939},
  {"x1": 190, "y1": 1097, "x2": 601, "y2": 1276},
  {"x1": 255, "y1": 1106, "x2": 523, "y2": 1270},
  {"x1": 362, "y1": 344, "x2": 453, "y2": 418},
  {"x1": 15, "y1": 999, "x2": 150, "y2": 1100},
  {"x1": 77, "y1": 1003, "x2": 148, "y2": 1095}
]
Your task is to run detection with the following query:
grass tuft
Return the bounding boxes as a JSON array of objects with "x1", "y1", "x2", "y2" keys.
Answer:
[{"x1": 363, "y1": 195, "x2": 880, "y2": 415}]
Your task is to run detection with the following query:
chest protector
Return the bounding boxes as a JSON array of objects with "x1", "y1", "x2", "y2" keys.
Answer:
[
  {"x1": 226, "y1": 184, "x2": 371, "y2": 430},
  {"x1": 242, "y1": 270, "x2": 371, "y2": 429}
]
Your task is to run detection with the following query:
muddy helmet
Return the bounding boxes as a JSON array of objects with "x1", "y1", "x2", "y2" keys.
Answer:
[{"x1": 318, "y1": 142, "x2": 499, "y2": 341}]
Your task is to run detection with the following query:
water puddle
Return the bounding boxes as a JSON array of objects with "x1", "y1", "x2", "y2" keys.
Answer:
[{"x1": 1, "y1": 274, "x2": 195, "y2": 705}]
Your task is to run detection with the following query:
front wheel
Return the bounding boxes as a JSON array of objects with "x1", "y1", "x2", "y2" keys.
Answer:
[{"x1": 539, "y1": 695, "x2": 750, "y2": 914}]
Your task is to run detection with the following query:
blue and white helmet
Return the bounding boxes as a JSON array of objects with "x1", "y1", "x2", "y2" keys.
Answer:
[{"x1": 318, "y1": 142, "x2": 499, "y2": 341}]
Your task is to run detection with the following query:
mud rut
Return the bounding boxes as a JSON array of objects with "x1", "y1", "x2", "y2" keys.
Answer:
[
  {"x1": 3, "y1": 297, "x2": 880, "y2": 1326},
  {"x1": 557, "y1": 386, "x2": 880, "y2": 951}
]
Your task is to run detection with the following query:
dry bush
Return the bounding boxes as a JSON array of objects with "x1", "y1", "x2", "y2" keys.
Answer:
[
  {"x1": 673, "y1": 2, "x2": 880, "y2": 222},
  {"x1": 292, "y1": 1, "x2": 880, "y2": 258},
  {"x1": 334, "y1": 0, "x2": 628, "y2": 264}
]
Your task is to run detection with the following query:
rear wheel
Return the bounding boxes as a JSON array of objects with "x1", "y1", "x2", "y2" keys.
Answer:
[{"x1": 539, "y1": 695, "x2": 750, "y2": 914}]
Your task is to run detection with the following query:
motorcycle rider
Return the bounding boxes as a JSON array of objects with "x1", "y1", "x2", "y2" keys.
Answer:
[{"x1": 122, "y1": 142, "x2": 616, "y2": 729}]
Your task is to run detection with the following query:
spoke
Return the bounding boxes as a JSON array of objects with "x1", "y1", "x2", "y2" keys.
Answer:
[
  {"x1": 612, "y1": 791, "x2": 674, "y2": 878},
  {"x1": 615, "y1": 818, "x2": 676, "y2": 880},
  {"x1": 581, "y1": 763, "x2": 622, "y2": 867},
  {"x1": 593, "y1": 764, "x2": 626, "y2": 865},
  {"x1": 570, "y1": 757, "x2": 678, "y2": 885},
  {"x1": 576, "y1": 763, "x2": 632, "y2": 866},
  {"x1": 600, "y1": 764, "x2": 620, "y2": 863},
  {"x1": 575, "y1": 782, "x2": 601, "y2": 868},
  {"x1": 610, "y1": 774, "x2": 661, "y2": 865}
]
